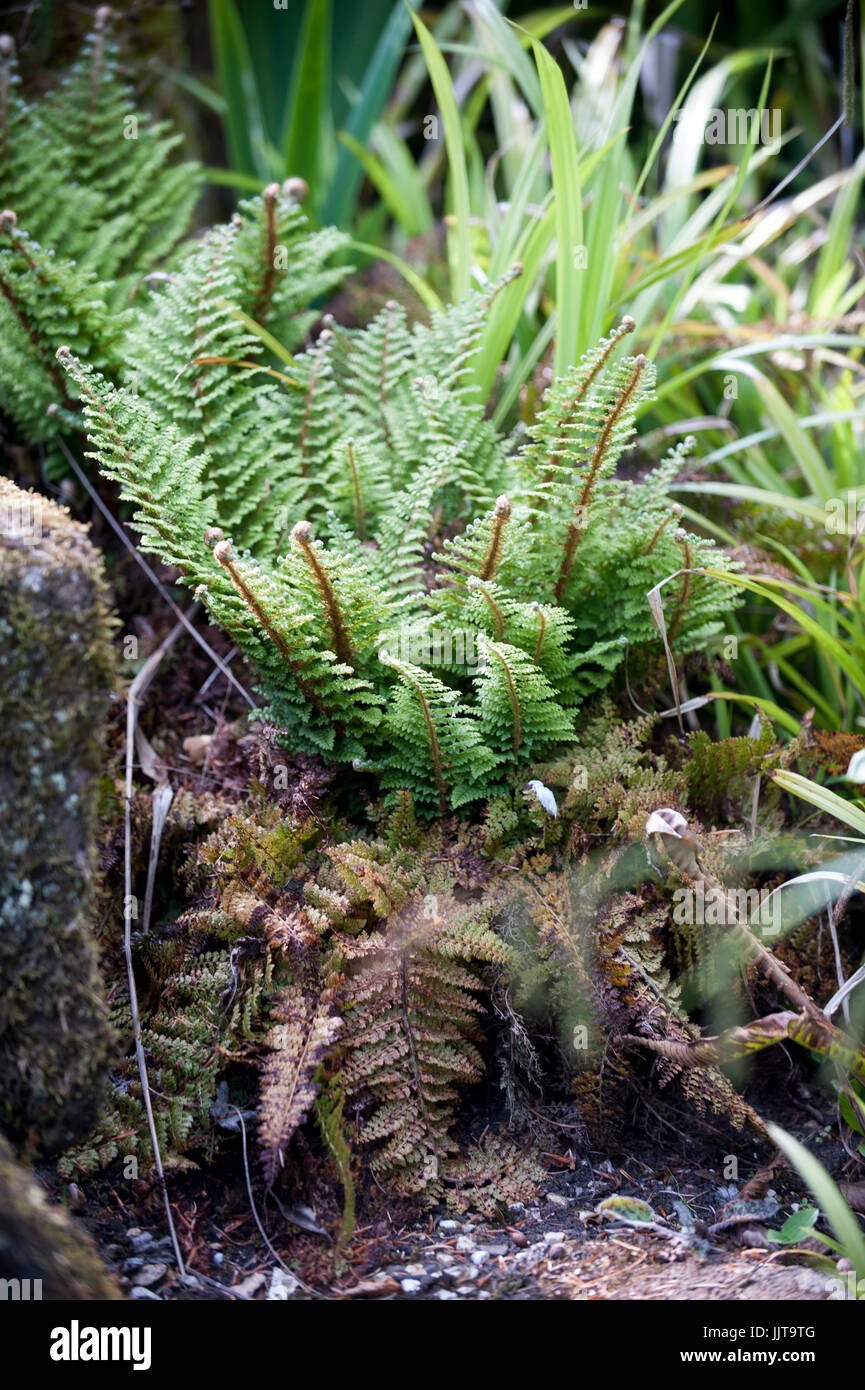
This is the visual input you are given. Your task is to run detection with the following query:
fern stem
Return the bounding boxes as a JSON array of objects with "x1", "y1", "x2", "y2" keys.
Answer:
[
  {"x1": 531, "y1": 604, "x2": 548, "y2": 664},
  {"x1": 89, "y1": 6, "x2": 112, "y2": 113},
  {"x1": 479, "y1": 495, "x2": 511, "y2": 581},
  {"x1": 251, "y1": 182, "x2": 281, "y2": 325},
  {"x1": 486, "y1": 640, "x2": 522, "y2": 755},
  {"x1": 469, "y1": 578, "x2": 505, "y2": 638},
  {"x1": 346, "y1": 438, "x2": 366, "y2": 541},
  {"x1": 644, "y1": 503, "x2": 683, "y2": 556},
  {"x1": 668, "y1": 529, "x2": 693, "y2": 643},
  {"x1": 193, "y1": 220, "x2": 240, "y2": 436},
  {"x1": 379, "y1": 300, "x2": 397, "y2": 447},
  {"x1": 380, "y1": 652, "x2": 448, "y2": 814},
  {"x1": 399, "y1": 950, "x2": 438, "y2": 1171},
  {"x1": 553, "y1": 353, "x2": 646, "y2": 604},
  {"x1": 1, "y1": 249, "x2": 73, "y2": 408},
  {"x1": 299, "y1": 332, "x2": 332, "y2": 471},
  {"x1": 291, "y1": 521, "x2": 355, "y2": 669},
  {"x1": 535, "y1": 315, "x2": 636, "y2": 498},
  {"x1": 210, "y1": 537, "x2": 331, "y2": 719}
]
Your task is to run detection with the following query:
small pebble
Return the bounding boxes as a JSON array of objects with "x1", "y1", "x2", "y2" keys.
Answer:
[
  {"x1": 132, "y1": 1262, "x2": 168, "y2": 1288},
  {"x1": 130, "y1": 1287, "x2": 162, "y2": 1301},
  {"x1": 267, "y1": 1269, "x2": 300, "y2": 1300},
  {"x1": 470, "y1": 1250, "x2": 489, "y2": 1267},
  {"x1": 127, "y1": 1230, "x2": 155, "y2": 1254},
  {"x1": 456, "y1": 1235, "x2": 474, "y2": 1251},
  {"x1": 546, "y1": 1193, "x2": 569, "y2": 1207},
  {"x1": 485, "y1": 1243, "x2": 508, "y2": 1256},
  {"x1": 437, "y1": 1289, "x2": 458, "y2": 1300},
  {"x1": 232, "y1": 1270, "x2": 267, "y2": 1299},
  {"x1": 438, "y1": 1219, "x2": 459, "y2": 1232},
  {"x1": 400, "y1": 1279, "x2": 422, "y2": 1294}
]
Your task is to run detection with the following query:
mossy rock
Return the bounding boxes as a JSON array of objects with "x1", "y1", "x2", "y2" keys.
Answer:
[
  {"x1": 0, "y1": 478, "x2": 116, "y2": 1153},
  {"x1": 0, "y1": 1135, "x2": 121, "y2": 1299}
]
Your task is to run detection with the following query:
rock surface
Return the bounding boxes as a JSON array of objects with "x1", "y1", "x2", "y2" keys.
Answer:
[
  {"x1": 0, "y1": 479, "x2": 116, "y2": 1153},
  {"x1": 0, "y1": 1134, "x2": 121, "y2": 1299}
]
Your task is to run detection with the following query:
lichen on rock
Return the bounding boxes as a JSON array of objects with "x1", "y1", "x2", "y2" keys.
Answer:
[{"x1": 0, "y1": 478, "x2": 116, "y2": 1154}]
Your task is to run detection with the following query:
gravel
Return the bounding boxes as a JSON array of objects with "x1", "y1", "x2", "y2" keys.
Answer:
[{"x1": 132, "y1": 1262, "x2": 168, "y2": 1288}]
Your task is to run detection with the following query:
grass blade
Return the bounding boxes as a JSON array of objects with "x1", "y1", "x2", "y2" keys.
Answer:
[
  {"x1": 411, "y1": 6, "x2": 472, "y2": 298},
  {"x1": 525, "y1": 29, "x2": 582, "y2": 377},
  {"x1": 322, "y1": 2, "x2": 413, "y2": 228}
]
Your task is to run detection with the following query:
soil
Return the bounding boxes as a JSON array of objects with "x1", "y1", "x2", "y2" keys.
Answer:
[{"x1": 42, "y1": 1073, "x2": 857, "y2": 1302}]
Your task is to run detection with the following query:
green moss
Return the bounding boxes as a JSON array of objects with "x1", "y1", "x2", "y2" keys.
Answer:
[{"x1": 0, "y1": 479, "x2": 116, "y2": 1154}]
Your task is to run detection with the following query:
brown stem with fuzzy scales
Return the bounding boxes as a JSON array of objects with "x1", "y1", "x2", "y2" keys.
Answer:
[
  {"x1": 211, "y1": 537, "x2": 332, "y2": 721},
  {"x1": 667, "y1": 529, "x2": 692, "y2": 643},
  {"x1": 553, "y1": 353, "x2": 647, "y2": 604},
  {"x1": 291, "y1": 521, "x2": 355, "y2": 669},
  {"x1": 251, "y1": 182, "x2": 282, "y2": 325},
  {"x1": 468, "y1": 579, "x2": 505, "y2": 638},
  {"x1": 346, "y1": 439, "x2": 367, "y2": 541},
  {"x1": 380, "y1": 652, "x2": 448, "y2": 814},
  {"x1": 644, "y1": 503, "x2": 683, "y2": 556},
  {"x1": 535, "y1": 316, "x2": 636, "y2": 498},
  {"x1": 532, "y1": 605, "x2": 548, "y2": 664},
  {"x1": 486, "y1": 641, "x2": 521, "y2": 755},
  {"x1": 478, "y1": 495, "x2": 511, "y2": 581}
]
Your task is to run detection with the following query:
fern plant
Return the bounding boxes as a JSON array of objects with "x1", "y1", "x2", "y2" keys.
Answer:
[
  {"x1": 1, "y1": 15, "x2": 345, "y2": 455},
  {"x1": 61, "y1": 796, "x2": 531, "y2": 1218},
  {"x1": 0, "y1": 13, "x2": 201, "y2": 442},
  {"x1": 2, "y1": 18, "x2": 739, "y2": 797},
  {"x1": 61, "y1": 253, "x2": 740, "y2": 812}
]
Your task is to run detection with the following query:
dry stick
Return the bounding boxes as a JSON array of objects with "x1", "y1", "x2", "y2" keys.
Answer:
[
  {"x1": 747, "y1": 114, "x2": 844, "y2": 219},
  {"x1": 686, "y1": 858, "x2": 822, "y2": 1020},
  {"x1": 125, "y1": 620, "x2": 189, "y2": 1279},
  {"x1": 233, "y1": 1107, "x2": 314, "y2": 1296},
  {"x1": 56, "y1": 438, "x2": 257, "y2": 709},
  {"x1": 141, "y1": 783, "x2": 174, "y2": 937},
  {"x1": 824, "y1": 890, "x2": 850, "y2": 1026}
]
